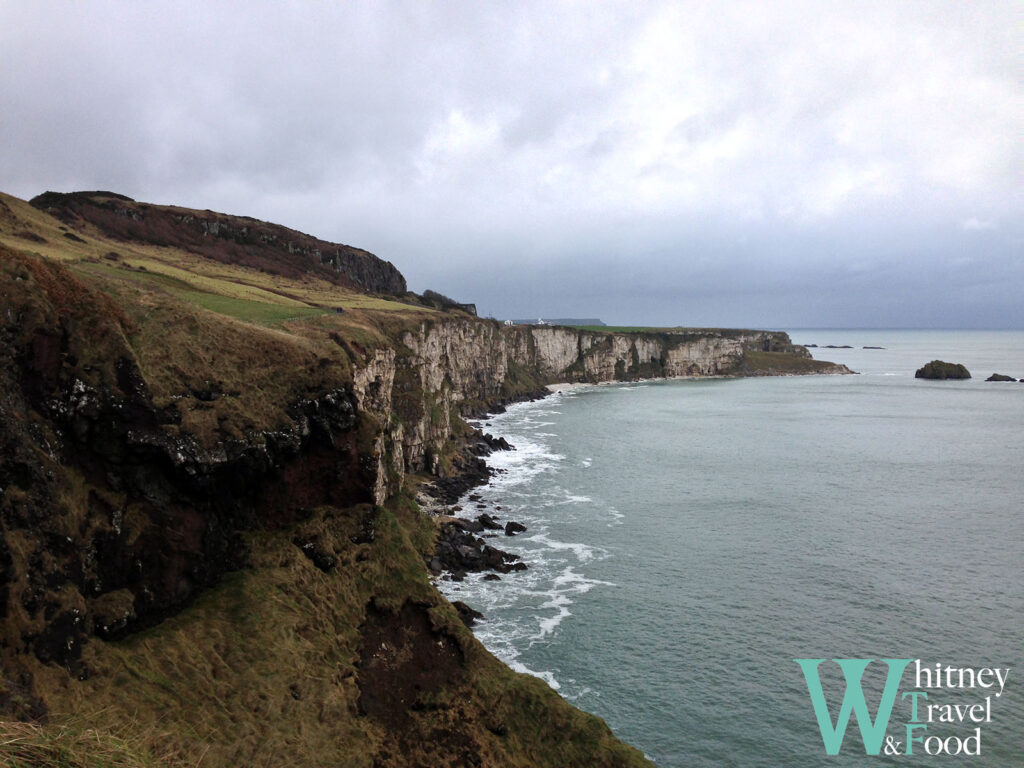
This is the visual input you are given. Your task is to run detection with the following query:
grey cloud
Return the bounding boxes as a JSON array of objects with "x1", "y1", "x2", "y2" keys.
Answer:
[{"x1": 1, "y1": 1, "x2": 1019, "y2": 328}]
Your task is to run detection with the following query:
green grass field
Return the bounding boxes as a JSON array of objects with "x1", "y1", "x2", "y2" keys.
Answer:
[{"x1": 176, "y1": 290, "x2": 329, "y2": 325}]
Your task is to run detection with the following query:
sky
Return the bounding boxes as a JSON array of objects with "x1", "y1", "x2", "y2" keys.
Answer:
[{"x1": 1, "y1": 1, "x2": 1020, "y2": 328}]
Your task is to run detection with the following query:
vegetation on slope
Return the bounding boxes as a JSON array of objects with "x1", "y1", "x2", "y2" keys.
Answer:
[
  {"x1": 0, "y1": 719, "x2": 190, "y2": 768},
  {"x1": 27, "y1": 190, "x2": 407, "y2": 295},
  {"x1": 28, "y1": 495, "x2": 648, "y2": 767}
]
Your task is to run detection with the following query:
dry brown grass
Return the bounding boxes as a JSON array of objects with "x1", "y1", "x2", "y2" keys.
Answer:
[{"x1": 0, "y1": 717, "x2": 192, "y2": 768}]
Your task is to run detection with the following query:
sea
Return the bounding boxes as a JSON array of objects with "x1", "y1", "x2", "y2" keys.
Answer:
[{"x1": 437, "y1": 330, "x2": 1023, "y2": 767}]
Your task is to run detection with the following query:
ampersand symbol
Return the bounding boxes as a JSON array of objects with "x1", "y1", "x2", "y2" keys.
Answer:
[{"x1": 884, "y1": 735, "x2": 901, "y2": 755}]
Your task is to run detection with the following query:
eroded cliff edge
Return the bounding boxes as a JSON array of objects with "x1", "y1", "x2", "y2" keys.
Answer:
[
  {"x1": 0, "y1": 192, "x2": 848, "y2": 767},
  {"x1": 361, "y1": 320, "x2": 849, "y2": 501}
]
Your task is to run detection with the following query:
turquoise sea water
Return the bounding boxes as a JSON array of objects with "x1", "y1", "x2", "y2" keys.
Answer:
[{"x1": 439, "y1": 330, "x2": 1024, "y2": 767}]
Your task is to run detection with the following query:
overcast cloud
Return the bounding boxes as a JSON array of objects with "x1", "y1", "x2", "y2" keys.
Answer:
[{"x1": 1, "y1": 1, "x2": 1020, "y2": 327}]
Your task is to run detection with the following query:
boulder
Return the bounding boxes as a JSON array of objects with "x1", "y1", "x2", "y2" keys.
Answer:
[
  {"x1": 986, "y1": 373, "x2": 1017, "y2": 382},
  {"x1": 477, "y1": 513, "x2": 504, "y2": 530},
  {"x1": 915, "y1": 360, "x2": 971, "y2": 380},
  {"x1": 452, "y1": 517, "x2": 484, "y2": 533},
  {"x1": 504, "y1": 521, "x2": 527, "y2": 536},
  {"x1": 481, "y1": 432, "x2": 514, "y2": 451}
]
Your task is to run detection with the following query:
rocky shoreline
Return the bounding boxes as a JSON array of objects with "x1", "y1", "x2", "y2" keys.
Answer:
[{"x1": 418, "y1": 415, "x2": 538, "y2": 624}]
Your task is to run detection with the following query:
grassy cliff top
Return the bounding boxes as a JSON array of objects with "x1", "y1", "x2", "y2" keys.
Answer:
[
  {"x1": 0, "y1": 190, "x2": 442, "y2": 447},
  {"x1": 2, "y1": 191, "x2": 420, "y2": 316}
]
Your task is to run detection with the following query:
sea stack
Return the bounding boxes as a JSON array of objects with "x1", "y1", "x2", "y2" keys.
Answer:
[{"x1": 915, "y1": 360, "x2": 971, "y2": 379}]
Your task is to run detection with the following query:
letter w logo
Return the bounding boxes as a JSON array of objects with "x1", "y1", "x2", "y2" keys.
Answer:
[{"x1": 794, "y1": 658, "x2": 912, "y2": 755}]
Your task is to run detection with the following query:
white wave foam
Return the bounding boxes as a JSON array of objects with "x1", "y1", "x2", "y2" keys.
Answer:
[
  {"x1": 552, "y1": 566, "x2": 614, "y2": 590},
  {"x1": 555, "y1": 494, "x2": 592, "y2": 504},
  {"x1": 508, "y1": 660, "x2": 561, "y2": 690},
  {"x1": 564, "y1": 686, "x2": 598, "y2": 702},
  {"x1": 478, "y1": 435, "x2": 565, "y2": 489},
  {"x1": 524, "y1": 567, "x2": 616, "y2": 641},
  {"x1": 533, "y1": 594, "x2": 572, "y2": 640},
  {"x1": 441, "y1": 391, "x2": 619, "y2": 700},
  {"x1": 526, "y1": 534, "x2": 604, "y2": 562}
]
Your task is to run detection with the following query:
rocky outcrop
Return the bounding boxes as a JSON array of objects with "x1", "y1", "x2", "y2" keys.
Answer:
[
  {"x1": 986, "y1": 373, "x2": 1018, "y2": 382},
  {"x1": 29, "y1": 191, "x2": 407, "y2": 294},
  {"x1": 915, "y1": 360, "x2": 971, "y2": 379},
  {"x1": 0, "y1": 251, "x2": 377, "y2": 677},
  {"x1": 430, "y1": 519, "x2": 528, "y2": 580}
]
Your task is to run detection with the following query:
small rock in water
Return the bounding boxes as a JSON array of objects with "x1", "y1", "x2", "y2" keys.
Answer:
[
  {"x1": 477, "y1": 513, "x2": 503, "y2": 530},
  {"x1": 915, "y1": 360, "x2": 971, "y2": 380},
  {"x1": 504, "y1": 521, "x2": 527, "y2": 536}
]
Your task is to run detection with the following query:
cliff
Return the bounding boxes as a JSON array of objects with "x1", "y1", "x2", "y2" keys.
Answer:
[
  {"x1": 0, "y1": 191, "x2": 847, "y2": 767},
  {"x1": 360, "y1": 320, "x2": 846, "y2": 500},
  {"x1": 28, "y1": 190, "x2": 407, "y2": 295}
]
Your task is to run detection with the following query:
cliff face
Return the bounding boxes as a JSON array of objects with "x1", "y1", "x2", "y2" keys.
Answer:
[
  {"x1": 360, "y1": 320, "x2": 847, "y2": 501},
  {"x1": 0, "y1": 250, "x2": 376, "y2": 668}
]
